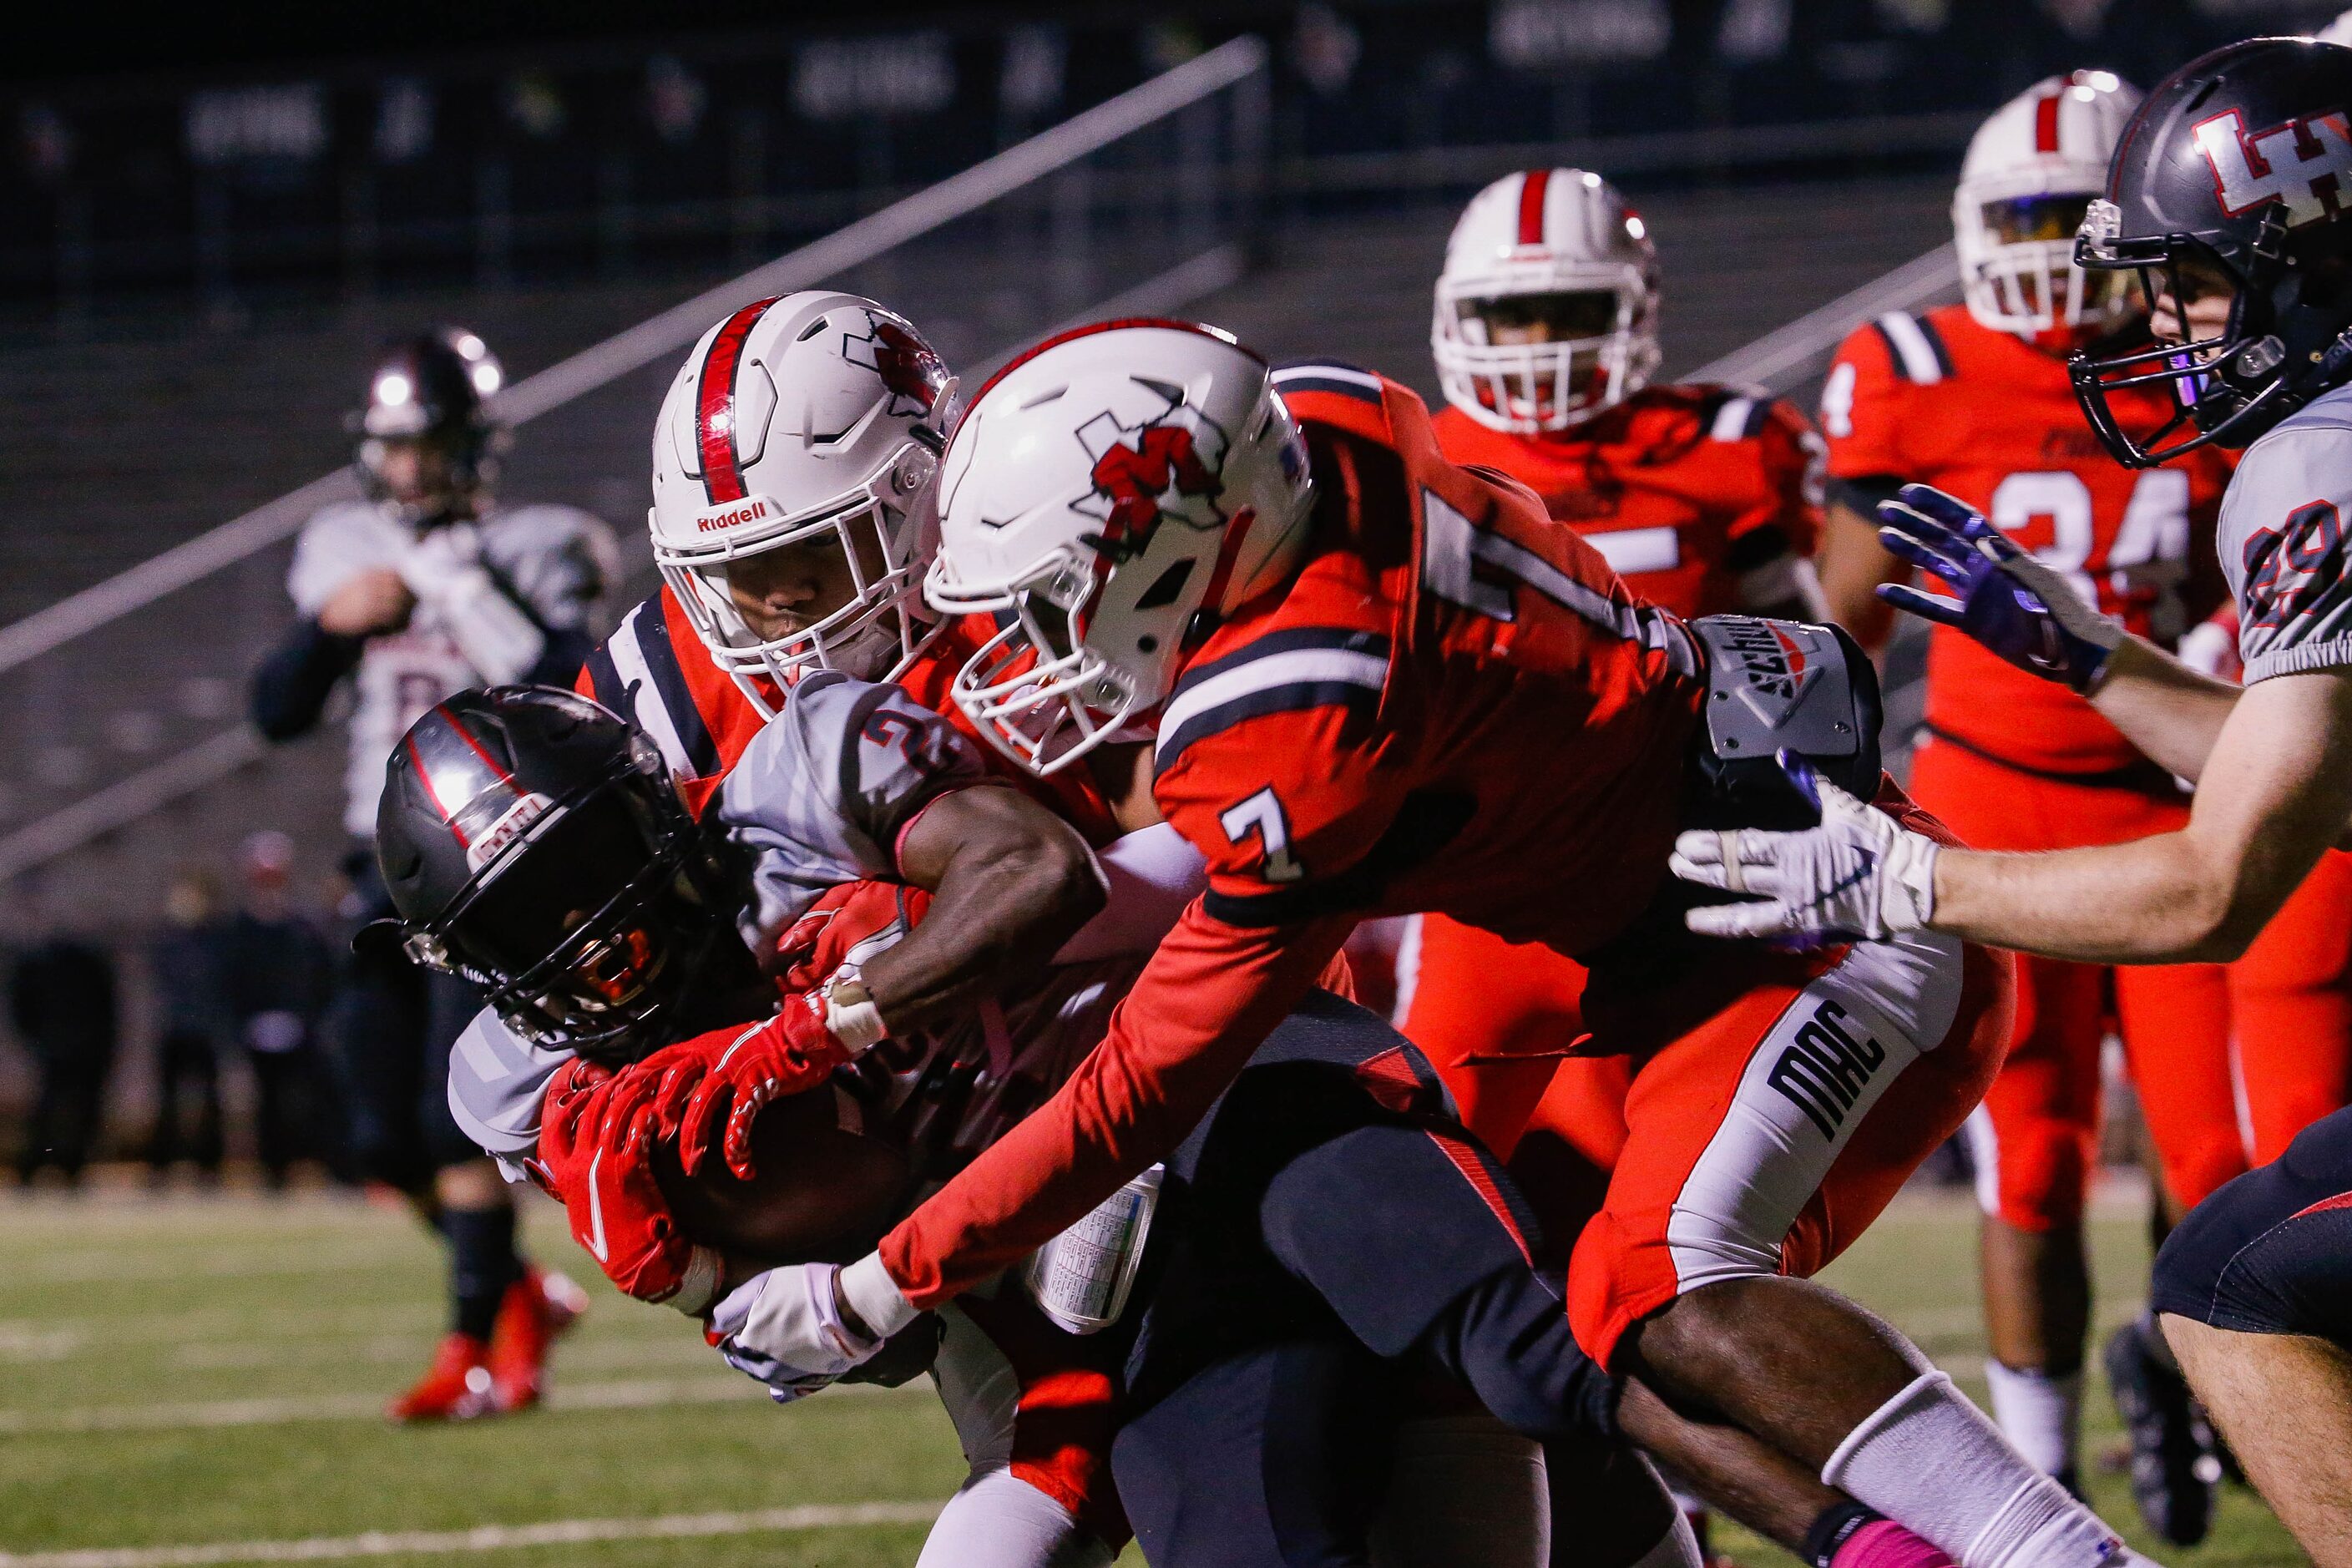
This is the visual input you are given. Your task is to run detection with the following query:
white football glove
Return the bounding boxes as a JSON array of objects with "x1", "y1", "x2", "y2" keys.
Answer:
[
  {"x1": 398, "y1": 523, "x2": 545, "y2": 685},
  {"x1": 1670, "y1": 754, "x2": 1940, "y2": 943},
  {"x1": 706, "y1": 1253, "x2": 917, "y2": 1405}
]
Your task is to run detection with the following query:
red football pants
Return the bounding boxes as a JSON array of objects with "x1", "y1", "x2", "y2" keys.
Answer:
[{"x1": 1400, "y1": 795, "x2": 2013, "y2": 1367}]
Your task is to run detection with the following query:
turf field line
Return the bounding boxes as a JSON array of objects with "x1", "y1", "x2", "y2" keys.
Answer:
[
  {"x1": 0, "y1": 1377, "x2": 757, "y2": 1432},
  {"x1": 0, "y1": 1502, "x2": 944, "y2": 1568},
  {"x1": 167, "y1": 1335, "x2": 718, "y2": 1371},
  {"x1": 0, "y1": 1374, "x2": 918, "y2": 1432},
  {"x1": 10, "y1": 1246, "x2": 427, "y2": 1286}
]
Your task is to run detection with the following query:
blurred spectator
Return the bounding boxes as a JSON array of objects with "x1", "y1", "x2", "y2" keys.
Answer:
[
  {"x1": 220, "y1": 832, "x2": 336, "y2": 1188},
  {"x1": 9, "y1": 892, "x2": 119, "y2": 1188},
  {"x1": 146, "y1": 864, "x2": 231, "y2": 1185}
]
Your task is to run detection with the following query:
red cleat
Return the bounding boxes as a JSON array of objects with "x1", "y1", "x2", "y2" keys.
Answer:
[
  {"x1": 388, "y1": 1333, "x2": 496, "y2": 1423},
  {"x1": 486, "y1": 1266, "x2": 588, "y2": 1412}
]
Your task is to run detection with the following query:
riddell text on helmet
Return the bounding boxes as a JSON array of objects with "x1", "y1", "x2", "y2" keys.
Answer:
[{"x1": 697, "y1": 498, "x2": 772, "y2": 533}]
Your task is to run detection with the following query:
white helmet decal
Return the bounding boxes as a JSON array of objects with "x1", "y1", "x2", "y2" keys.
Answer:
[{"x1": 1075, "y1": 402, "x2": 1232, "y2": 554}]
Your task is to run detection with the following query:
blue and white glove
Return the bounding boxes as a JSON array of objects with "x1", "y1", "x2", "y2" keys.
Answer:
[
  {"x1": 706, "y1": 1254, "x2": 918, "y2": 1406},
  {"x1": 1670, "y1": 754, "x2": 1940, "y2": 943},
  {"x1": 1875, "y1": 484, "x2": 2122, "y2": 693}
]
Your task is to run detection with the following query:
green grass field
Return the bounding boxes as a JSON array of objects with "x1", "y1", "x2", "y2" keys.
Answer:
[{"x1": 0, "y1": 1182, "x2": 2307, "y2": 1568}]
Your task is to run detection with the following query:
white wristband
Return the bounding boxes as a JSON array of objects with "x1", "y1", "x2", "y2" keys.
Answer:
[
  {"x1": 825, "y1": 978, "x2": 888, "y2": 1054},
  {"x1": 667, "y1": 1245, "x2": 722, "y2": 1318},
  {"x1": 1883, "y1": 832, "x2": 1941, "y2": 934},
  {"x1": 837, "y1": 1252, "x2": 919, "y2": 1341}
]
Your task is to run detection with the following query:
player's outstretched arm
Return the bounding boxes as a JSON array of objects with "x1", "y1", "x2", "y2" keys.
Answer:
[
  {"x1": 1930, "y1": 668, "x2": 2352, "y2": 962},
  {"x1": 868, "y1": 784, "x2": 1106, "y2": 1033},
  {"x1": 2079, "y1": 636, "x2": 2243, "y2": 785}
]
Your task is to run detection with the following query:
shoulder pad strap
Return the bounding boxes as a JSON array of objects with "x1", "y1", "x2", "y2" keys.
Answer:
[
  {"x1": 1706, "y1": 389, "x2": 1772, "y2": 443},
  {"x1": 1272, "y1": 360, "x2": 1386, "y2": 406},
  {"x1": 1870, "y1": 313, "x2": 1953, "y2": 386},
  {"x1": 602, "y1": 597, "x2": 723, "y2": 781}
]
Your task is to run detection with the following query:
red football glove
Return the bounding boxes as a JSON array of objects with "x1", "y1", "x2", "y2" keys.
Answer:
[
  {"x1": 672, "y1": 1004, "x2": 845, "y2": 1181},
  {"x1": 767, "y1": 879, "x2": 931, "y2": 990},
  {"x1": 537, "y1": 1054, "x2": 721, "y2": 1313},
  {"x1": 675, "y1": 881, "x2": 934, "y2": 1182}
]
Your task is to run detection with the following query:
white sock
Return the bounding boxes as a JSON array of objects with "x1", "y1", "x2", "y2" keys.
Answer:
[
  {"x1": 915, "y1": 1469, "x2": 1113, "y2": 1568},
  {"x1": 1980, "y1": 1361, "x2": 2083, "y2": 1478},
  {"x1": 1821, "y1": 1373, "x2": 2128, "y2": 1568}
]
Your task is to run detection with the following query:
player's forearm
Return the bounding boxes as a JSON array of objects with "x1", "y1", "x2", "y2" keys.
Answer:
[
  {"x1": 876, "y1": 907, "x2": 1349, "y2": 1304},
  {"x1": 2086, "y1": 636, "x2": 2243, "y2": 783},
  {"x1": 866, "y1": 791, "x2": 1106, "y2": 1032},
  {"x1": 1926, "y1": 832, "x2": 2260, "y2": 964},
  {"x1": 1814, "y1": 500, "x2": 1904, "y2": 650}
]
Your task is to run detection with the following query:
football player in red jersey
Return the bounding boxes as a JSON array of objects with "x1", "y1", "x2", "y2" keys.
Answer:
[
  {"x1": 694, "y1": 316, "x2": 2166, "y2": 1568},
  {"x1": 559, "y1": 292, "x2": 1960, "y2": 1568},
  {"x1": 1809, "y1": 73, "x2": 2243, "y2": 1525},
  {"x1": 1404, "y1": 167, "x2": 1828, "y2": 1227}
]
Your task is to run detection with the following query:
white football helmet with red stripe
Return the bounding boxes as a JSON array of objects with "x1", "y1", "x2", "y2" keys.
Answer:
[
  {"x1": 1433, "y1": 168, "x2": 1661, "y2": 433},
  {"x1": 924, "y1": 319, "x2": 1315, "y2": 776},
  {"x1": 649, "y1": 291, "x2": 955, "y2": 710},
  {"x1": 1954, "y1": 71, "x2": 2143, "y2": 343}
]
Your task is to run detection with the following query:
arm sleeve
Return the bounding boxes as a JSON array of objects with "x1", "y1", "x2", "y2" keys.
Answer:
[
  {"x1": 2221, "y1": 423, "x2": 2352, "y2": 682},
  {"x1": 878, "y1": 899, "x2": 1358, "y2": 1304},
  {"x1": 248, "y1": 617, "x2": 366, "y2": 741}
]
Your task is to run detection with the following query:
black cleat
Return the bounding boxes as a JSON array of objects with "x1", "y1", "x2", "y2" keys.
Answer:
[{"x1": 2103, "y1": 1319, "x2": 2218, "y2": 1546}]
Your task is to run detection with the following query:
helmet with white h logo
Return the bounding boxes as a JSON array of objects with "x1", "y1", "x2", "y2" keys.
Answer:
[
  {"x1": 1433, "y1": 168, "x2": 1661, "y2": 434},
  {"x1": 1954, "y1": 70, "x2": 2142, "y2": 343},
  {"x1": 924, "y1": 320, "x2": 1316, "y2": 776},
  {"x1": 649, "y1": 291, "x2": 956, "y2": 709},
  {"x1": 2071, "y1": 38, "x2": 2352, "y2": 465}
]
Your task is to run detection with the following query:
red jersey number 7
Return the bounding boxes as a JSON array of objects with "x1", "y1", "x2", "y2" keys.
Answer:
[{"x1": 1220, "y1": 787, "x2": 1305, "y2": 883}]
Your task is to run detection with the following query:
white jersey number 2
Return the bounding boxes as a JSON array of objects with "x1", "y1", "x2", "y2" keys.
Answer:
[{"x1": 1221, "y1": 787, "x2": 1304, "y2": 883}]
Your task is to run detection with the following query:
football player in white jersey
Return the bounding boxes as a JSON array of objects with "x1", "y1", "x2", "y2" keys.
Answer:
[
  {"x1": 1663, "y1": 39, "x2": 2352, "y2": 1560},
  {"x1": 248, "y1": 326, "x2": 617, "y2": 1421}
]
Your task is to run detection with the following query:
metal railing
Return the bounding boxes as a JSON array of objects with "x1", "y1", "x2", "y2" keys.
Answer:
[{"x1": 0, "y1": 36, "x2": 1272, "y2": 888}]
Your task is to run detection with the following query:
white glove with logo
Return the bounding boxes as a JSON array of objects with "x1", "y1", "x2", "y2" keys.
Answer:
[
  {"x1": 1669, "y1": 753, "x2": 1940, "y2": 943},
  {"x1": 706, "y1": 1253, "x2": 917, "y2": 1405},
  {"x1": 398, "y1": 523, "x2": 545, "y2": 685}
]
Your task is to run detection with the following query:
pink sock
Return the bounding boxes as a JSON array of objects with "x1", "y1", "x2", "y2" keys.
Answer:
[{"x1": 1835, "y1": 1519, "x2": 1961, "y2": 1568}]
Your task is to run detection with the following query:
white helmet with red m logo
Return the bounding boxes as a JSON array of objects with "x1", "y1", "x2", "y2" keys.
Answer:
[
  {"x1": 1433, "y1": 168, "x2": 1661, "y2": 433},
  {"x1": 649, "y1": 291, "x2": 956, "y2": 710},
  {"x1": 924, "y1": 319, "x2": 1316, "y2": 776},
  {"x1": 1954, "y1": 71, "x2": 2142, "y2": 342}
]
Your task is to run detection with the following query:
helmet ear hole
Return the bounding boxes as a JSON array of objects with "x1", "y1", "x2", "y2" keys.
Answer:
[{"x1": 1133, "y1": 559, "x2": 1195, "y2": 611}]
